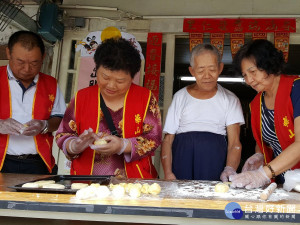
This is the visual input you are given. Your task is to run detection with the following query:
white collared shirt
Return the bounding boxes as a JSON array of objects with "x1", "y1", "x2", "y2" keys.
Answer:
[{"x1": 6, "y1": 65, "x2": 66, "y2": 155}]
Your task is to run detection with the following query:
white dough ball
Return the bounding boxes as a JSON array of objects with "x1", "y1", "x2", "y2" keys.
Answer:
[
  {"x1": 141, "y1": 183, "x2": 150, "y2": 194},
  {"x1": 111, "y1": 185, "x2": 125, "y2": 198},
  {"x1": 22, "y1": 182, "x2": 39, "y2": 188},
  {"x1": 76, "y1": 186, "x2": 97, "y2": 200},
  {"x1": 90, "y1": 183, "x2": 101, "y2": 188},
  {"x1": 94, "y1": 139, "x2": 107, "y2": 145},
  {"x1": 71, "y1": 183, "x2": 89, "y2": 190},
  {"x1": 214, "y1": 183, "x2": 230, "y2": 193},
  {"x1": 149, "y1": 183, "x2": 161, "y2": 195},
  {"x1": 129, "y1": 186, "x2": 141, "y2": 198},
  {"x1": 34, "y1": 180, "x2": 55, "y2": 188},
  {"x1": 42, "y1": 183, "x2": 65, "y2": 189},
  {"x1": 95, "y1": 186, "x2": 111, "y2": 198}
]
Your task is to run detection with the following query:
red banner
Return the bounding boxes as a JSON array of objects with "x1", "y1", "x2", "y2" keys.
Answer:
[
  {"x1": 252, "y1": 32, "x2": 267, "y2": 40},
  {"x1": 210, "y1": 33, "x2": 225, "y2": 58},
  {"x1": 230, "y1": 33, "x2": 245, "y2": 60},
  {"x1": 144, "y1": 33, "x2": 162, "y2": 100},
  {"x1": 183, "y1": 18, "x2": 296, "y2": 33},
  {"x1": 189, "y1": 33, "x2": 203, "y2": 51},
  {"x1": 274, "y1": 32, "x2": 290, "y2": 62}
]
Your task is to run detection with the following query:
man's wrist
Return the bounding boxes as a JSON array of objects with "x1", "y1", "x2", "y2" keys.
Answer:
[{"x1": 41, "y1": 120, "x2": 49, "y2": 134}]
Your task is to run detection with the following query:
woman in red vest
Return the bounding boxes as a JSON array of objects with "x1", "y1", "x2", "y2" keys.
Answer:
[
  {"x1": 230, "y1": 39, "x2": 300, "y2": 189},
  {"x1": 56, "y1": 38, "x2": 162, "y2": 178}
]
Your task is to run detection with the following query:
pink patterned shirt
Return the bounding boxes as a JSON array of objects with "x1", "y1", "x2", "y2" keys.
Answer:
[{"x1": 56, "y1": 93, "x2": 162, "y2": 176}]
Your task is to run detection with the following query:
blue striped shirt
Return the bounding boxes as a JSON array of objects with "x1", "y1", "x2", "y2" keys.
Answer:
[{"x1": 261, "y1": 79, "x2": 300, "y2": 183}]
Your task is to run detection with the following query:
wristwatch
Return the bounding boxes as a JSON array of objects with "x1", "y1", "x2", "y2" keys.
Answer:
[{"x1": 41, "y1": 120, "x2": 49, "y2": 134}]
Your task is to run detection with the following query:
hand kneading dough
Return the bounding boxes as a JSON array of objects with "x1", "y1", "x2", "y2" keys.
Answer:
[
  {"x1": 111, "y1": 185, "x2": 125, "y2": 198},
  {"x1": 71, "y1": 183, "x2": 89, "y2": 190},
  {"x1": 22, "y1": 182, "x2": 39, "y2": 188},
  {"x1": 215, "y1": 183, "x2": 230, "y2": 193},
  {"x1": 42, "y1": 183, "x2": 65, "y2": 189},
  {"x1": 129, "y1": 186, "x2": 141, "y2": 198},
  {"x1": 34, "y1": 180, "x2": 55, "y2": 187},
  {"x1": 149, "y1": 183, "x2": 161, "y2": 195},
  {"x1": 94, "y1": 139, "x2": 107, "y2": 145}
]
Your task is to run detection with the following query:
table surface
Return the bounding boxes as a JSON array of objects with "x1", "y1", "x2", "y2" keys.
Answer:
[{"x1": 0, "y1": 173, "x2": 299, "y2": 224}]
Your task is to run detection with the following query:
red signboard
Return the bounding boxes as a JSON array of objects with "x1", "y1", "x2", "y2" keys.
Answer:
[
  {"x1": 144, "y1": 33, "x2": 162, "y2": 100},
  {"x1": 183, "y1": 18, "x2": 296, "y2": 33}
]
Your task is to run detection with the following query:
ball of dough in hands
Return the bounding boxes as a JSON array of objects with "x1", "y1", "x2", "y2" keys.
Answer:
[
  {"x1": 148, "y1": 183, "x2": 161, "y2": 195},
  {"x1": 94, "y1": 139, "x2": 107, "y2": 145},
  {"x1": 214, "y1": 183, "x2": 230, "y2": 193}
]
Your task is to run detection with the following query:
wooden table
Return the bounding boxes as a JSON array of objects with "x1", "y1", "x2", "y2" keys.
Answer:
[{"x1": 0, "y1": 173, "x2": 299, "y2": 225}]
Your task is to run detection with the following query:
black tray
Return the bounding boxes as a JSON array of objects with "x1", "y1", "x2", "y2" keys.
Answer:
[{"x1": 9, "y1": 175, "x2": 112, "y2": 194}]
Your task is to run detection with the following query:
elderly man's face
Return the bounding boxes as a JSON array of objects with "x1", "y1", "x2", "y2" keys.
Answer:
[
  {"x1": 189, "y1": 51, "x2": 223, "y2": 92},
  {"x1": 6, "y1": 42, "x2": 44, "y2": 88}
]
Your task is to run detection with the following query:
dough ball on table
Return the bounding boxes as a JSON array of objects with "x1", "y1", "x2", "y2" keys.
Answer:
[
  {"x1": 90, "y1": 183, "x2": 101, "y2": 188},
  {"x1": 94, "y1": 139, "x2": 107, "y2": 145},
  {"x1": 111, "y1": 185, "x2": 125, "y2": 198},
  {"x1": 34, "y1": 180, "x2": 55, "y2": 188},
  {"x1": 76, "y1": 186, "x2": 97, "y2": 200},
  {"x1": 149, "y1": 183, "x2": 161, "y2": 195},
  {"x1": 129, "y1": 186, "x2": 141, "y2": 198},
  {"x1": 95, "y1": 186, "x2": 111, "y2": 198},
  {"x1": 214, "y1": 183, "x2": 230, "y2": 193},
  {"x1": 22, "y1": 182, "x2": 39, "y2": 188},
  {"x1": 124, "y1": 183, "x2": 134, "y2": 193},
  {"x1": 141, "y1": 183, "x2": 150, "y2": 194},
  {"x1": 71, "y1": 183, "x2": 89, "y2": 190},
  {"x1": 134, "y1": 183, "x2": 142, "y2": 190},
  {"x1": 42, "y1": 183, "x2": 65, "y2": 189}
]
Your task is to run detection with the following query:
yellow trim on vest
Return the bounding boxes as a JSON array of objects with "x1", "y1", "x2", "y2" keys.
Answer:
[
  {"x1": 122, "y1": 89, "x2": 130, "y2": 138},
  {"x1": 136, "y1": 164, "x2": 144, "y2": 178},
  {"x1": 34, "y1": 136, "x2": 52, "y2": 172},
  {"x1": 143, "y1": 90, "x2": 151, "y2": 121},
  {"x1": 1, "y1": 72, "x2": 12, "y2": 170},
  {"x1": 124, "y1": 160, "x2": 128, "y2": 177}
]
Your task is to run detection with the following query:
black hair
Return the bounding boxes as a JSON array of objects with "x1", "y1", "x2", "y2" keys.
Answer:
[
  {"x1": 93, "y1": 38, "x2": 141, "y2": 78},
  {"x1": 8, "y1": 30, "x2": 45, "y2": 56},
  {"x1": 233, "y1": 39, "x2": 285, "y2": 76}
]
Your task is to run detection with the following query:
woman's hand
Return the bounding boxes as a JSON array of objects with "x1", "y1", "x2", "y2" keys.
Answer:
[
  {"x1": 229, "y1": 166, "x2": 271, "y2": 189},
  {"x1": 68, "y1": 128, "x2": 97, "y2": 155},
  {"x1": 164, "y1": 171, "x2": 176, "y2": 180},
  {"x1": 220, "y1": 166, "x2": 237, "y2": 182},
  {"x1": 90, "y1": 135, "x2": 130, "y2": 156},
  {"x1": 242, "y1": 152, "x2": 264, "y2": 172}
]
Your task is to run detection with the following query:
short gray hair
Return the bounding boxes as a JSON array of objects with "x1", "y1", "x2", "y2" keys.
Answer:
[{"x1": 190, "y1": 44, "x2": 222, "y2": 67}]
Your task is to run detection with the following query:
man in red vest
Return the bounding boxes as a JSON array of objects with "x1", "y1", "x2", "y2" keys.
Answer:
[{"x1": 0, "y1": 31, "x2": 66, "y2": 174}]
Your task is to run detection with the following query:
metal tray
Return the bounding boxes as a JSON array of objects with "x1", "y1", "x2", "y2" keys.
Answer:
[{"x1": 9, "y1": 175, "x2": 112, "y2": 194}]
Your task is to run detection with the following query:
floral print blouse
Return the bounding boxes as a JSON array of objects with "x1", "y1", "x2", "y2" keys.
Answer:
[{"x1": 55, "y1": 93, "x2": 162, "y2": 177}]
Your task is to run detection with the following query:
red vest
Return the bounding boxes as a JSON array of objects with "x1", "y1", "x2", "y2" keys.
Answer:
[
  {"x1": 251, "y1": 75, "x2": 300, "y2": 170},
  {"x1": 0, "y1": 66, "x2": 57, "y2": 173},
  {"x1": 72, "y1": 84, "x2": 158, "y2": 178}
]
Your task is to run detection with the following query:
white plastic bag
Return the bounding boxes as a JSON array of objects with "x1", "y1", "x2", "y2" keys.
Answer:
[{"x1": 283, "y1": 169, "x2": 300, "y2": 192}]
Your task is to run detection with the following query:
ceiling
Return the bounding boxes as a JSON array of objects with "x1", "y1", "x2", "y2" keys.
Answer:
[{"x1": 21, "y1": 0, "x2": 300, "y2": 21}]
